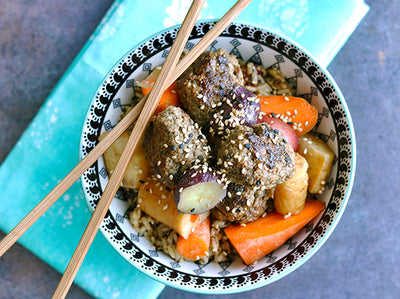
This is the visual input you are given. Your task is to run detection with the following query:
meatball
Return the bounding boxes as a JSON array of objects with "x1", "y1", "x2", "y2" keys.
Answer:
[
  {"x1": 143, "y1": 106, "x2": 210, "y2": 187},
  {"x1": 217, "y1": 124, "x2": 295, "y2": 189},
  {"x1": 176, "y1": 48, "x2": 244, "y2": 126},
  {"x1": 214, "y1": 183, "x2": 274, "y2": 223}
]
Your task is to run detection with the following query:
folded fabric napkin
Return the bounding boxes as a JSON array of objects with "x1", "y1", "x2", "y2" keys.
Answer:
[{"x1": 0, "y1": 0, "x2": 368, "y2": 298}]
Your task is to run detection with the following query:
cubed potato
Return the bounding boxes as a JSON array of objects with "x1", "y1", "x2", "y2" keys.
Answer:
[
  {"x1": 138, "y1": 177, "x2": 209, "y2": 239},
  {"x1": 274, "y1": 153, "x2": 308, "y2": 215},
  {"x1": 298, "y1": 133, "x2": 334, "y2": 193},
  {"x1": 99, "y1": 131, "x2": 151, "y2": 189}
]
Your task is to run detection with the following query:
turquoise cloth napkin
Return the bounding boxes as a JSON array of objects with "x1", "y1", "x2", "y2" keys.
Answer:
[{"x1": 0, "y1": 0, "x2": 368, "y2": 298}]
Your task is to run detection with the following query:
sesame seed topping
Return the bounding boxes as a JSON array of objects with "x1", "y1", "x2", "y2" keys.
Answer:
[{"x1": 163, "y1": 204, "x2": 168, "y2": 211}]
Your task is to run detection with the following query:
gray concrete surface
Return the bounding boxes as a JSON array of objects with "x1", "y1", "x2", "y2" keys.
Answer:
[{"x1": 1, "y1": 0, "x2": 399, "y2": 298}]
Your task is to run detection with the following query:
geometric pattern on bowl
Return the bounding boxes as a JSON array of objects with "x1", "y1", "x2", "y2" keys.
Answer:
[{"x1": 79, "y1": 21, "x2": 355, "y2": 293}]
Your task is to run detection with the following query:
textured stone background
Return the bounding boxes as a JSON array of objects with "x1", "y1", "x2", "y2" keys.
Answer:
[{"x1": 1, "y1": 0, "x2": 399, "y2": 298}]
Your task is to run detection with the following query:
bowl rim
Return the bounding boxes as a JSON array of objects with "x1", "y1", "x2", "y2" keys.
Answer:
[{"x1": 79, "y1": 19, "x2": 356, "y2": 294}]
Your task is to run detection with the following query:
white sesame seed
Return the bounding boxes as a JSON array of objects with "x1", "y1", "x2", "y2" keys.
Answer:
[{"x1": 163, "y1": 204, "x2": 168, "y2": 210}]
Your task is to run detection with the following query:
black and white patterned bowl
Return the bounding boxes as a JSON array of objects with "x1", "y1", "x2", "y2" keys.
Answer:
[{"x1": 79, "y1": 21, "x2": 356, "y2": 293}]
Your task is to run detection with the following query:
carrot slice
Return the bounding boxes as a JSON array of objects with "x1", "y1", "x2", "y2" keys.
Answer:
[
  {"x1": 224, "y1": 198, "x2": 325, "y2": 265},
  {"x1": 176, "y1": 217, "x2": 210, "y2": 260},
  {"x1": 139, "y1": 68, "x2": 180, "y2": 115},
  {"x1": 258, "y1": 95, "x2": 318, "y2": 136}
]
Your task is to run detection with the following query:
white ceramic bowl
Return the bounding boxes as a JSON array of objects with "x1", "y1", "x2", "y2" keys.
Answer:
[{"x1": 79, "y1": 21, "x2": 356, "y2": 293}]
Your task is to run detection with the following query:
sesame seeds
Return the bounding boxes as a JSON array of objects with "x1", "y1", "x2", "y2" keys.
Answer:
[{"x1": 163, "y1": 204, "x2": 168, "y2": 211}]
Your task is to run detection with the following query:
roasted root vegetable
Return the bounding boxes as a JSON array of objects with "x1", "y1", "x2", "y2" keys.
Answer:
[
  {"x1": 176, "y1": 216, "x2": 210, "y2": 260},
  {"x1": 138, "y1": 177, "x2": 208, "y2": 239},
  {"x1": 274, "y1": 153, "x2": 308, "y2": 215},
  {"x1": 258, "y1": 95, "x2": 318, "y2": 136},
  {"x1": 298, "y1": 133, "x2": 334, "y2": 194},
  {"x1": 225, "y1": 198, "x2": 325, "y2": 265},
  {"x1": 175, "y1": 167, "x2": 226, "y2": 214},
  {"x1": 210, "y1": 85, "x2": 260, "y2": 135},
  {"x1": 258, "y1": 116, "x2": 299, "y2": 151},
  {"x1": 138, "y1": 66, "x2": 180, "y2": 115},
  {"x1": 99, "y1": 131, "x2": 151, "y2": 189}
]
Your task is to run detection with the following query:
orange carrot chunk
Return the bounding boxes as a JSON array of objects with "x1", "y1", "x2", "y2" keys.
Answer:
[
  {"x1": 176, "y1": 217, "x2": 210, "y2": 260},
  {"x1": 139, "y1": 68, "x2": 180, "y2": 115},
  {"x1": 224, "y1": 199, "x2": 325, "y2": 265},
  {"x1": 258, "y1": 95, "x2": 318, "y2": 136}
]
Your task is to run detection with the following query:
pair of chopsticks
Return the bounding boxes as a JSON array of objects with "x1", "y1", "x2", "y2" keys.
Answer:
[{"x1": 0, "y1": 0, "x2": 252, "y2": 297}]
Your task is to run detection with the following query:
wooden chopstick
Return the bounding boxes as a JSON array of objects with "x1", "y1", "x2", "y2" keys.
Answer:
[
  {"x1": 52, "y1": 0, "x2": 205, "y2": 297},
  {"x1": 0, "y1": 0, "x2": 252, "y2": 259}
]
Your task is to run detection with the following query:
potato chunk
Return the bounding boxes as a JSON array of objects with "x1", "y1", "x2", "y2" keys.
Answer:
[
  {"x1": 298, "y1": 133, "x2": 334, "y2": 193},
  {"x1": 138, "y1": 177, "x2": 209, "y2": 239},
  {"x1": 274, "y1": 153, "x2": 308, "y2": 215},
  {"x1": 99, "y1": 131, "x2": 151, "y2": 189}
]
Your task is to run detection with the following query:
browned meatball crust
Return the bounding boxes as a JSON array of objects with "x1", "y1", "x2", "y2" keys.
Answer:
[
  {"x1": 217, "y1": 124, "x2": 295, "y2": 189},
  {"x1": 143, "y1": 106, "x2": 210, "y2": 187},
  {"x1": 176, "y1": 48, "x2": 244, "y2": 126},
  {"x1": 214, "y1": 183, "x2": 274, "y2": 223}
]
